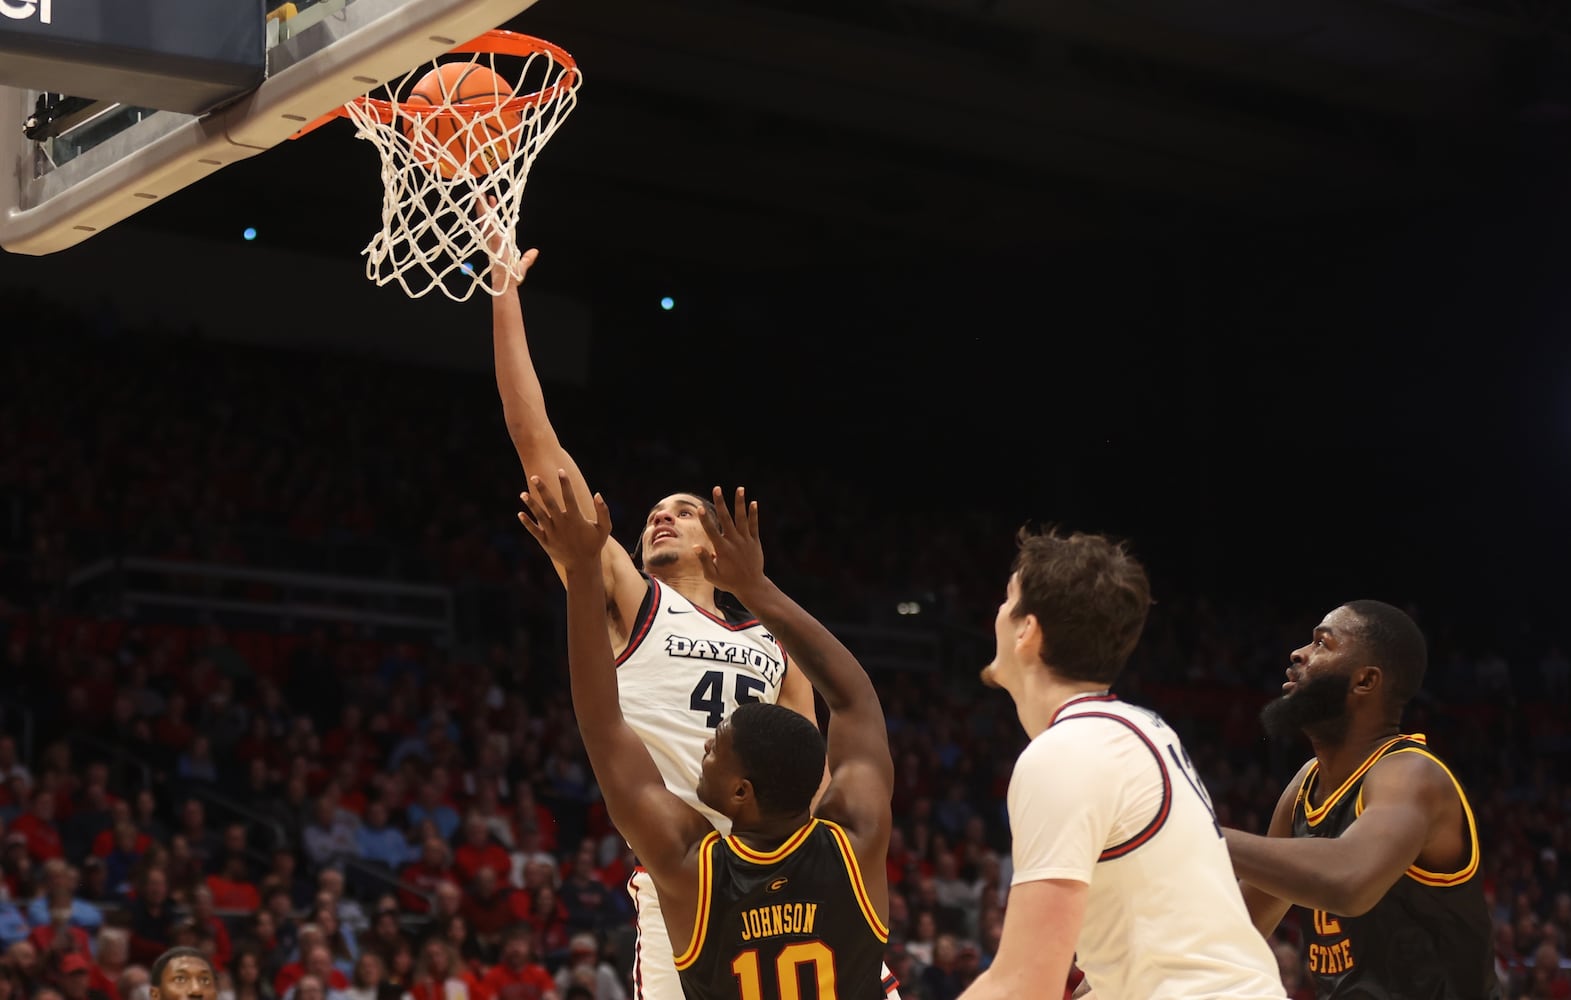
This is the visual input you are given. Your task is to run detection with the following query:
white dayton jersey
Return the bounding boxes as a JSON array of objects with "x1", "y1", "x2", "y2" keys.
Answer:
[
  {"x1": 1009, "y1": 694, "x2": 1284, "y2": 1000},
  {"x1": 616, "y1": 577, "x2": 788, "y2": 836}
]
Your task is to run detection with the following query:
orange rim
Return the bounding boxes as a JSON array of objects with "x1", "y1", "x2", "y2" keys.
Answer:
[{"x1": 290, "y1": 30, "x2": 578, "y2": 137}]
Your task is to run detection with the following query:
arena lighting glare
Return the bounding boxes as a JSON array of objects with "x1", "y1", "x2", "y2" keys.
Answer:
[
  {"x1": 242, "y1": 227, "x2": 256, "y2": 241},
  {"x1": 897, "y1": 601, "x2": 921, "y2": 616},
  {"x1": 659, "y1": 296, "x2": 674, "y2": 311}
]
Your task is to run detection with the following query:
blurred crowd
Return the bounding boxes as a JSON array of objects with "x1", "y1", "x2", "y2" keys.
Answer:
[{"x1": 0, "y1": 290, "x2": 1568, "y2": 1000}]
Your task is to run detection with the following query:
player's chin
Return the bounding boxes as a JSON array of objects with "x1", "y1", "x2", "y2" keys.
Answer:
[
  {"x1": 979, "y1": 662, "x2": 1002, "y2": 688},
  {"x1": 645, "y1": 547, "x2": 681, "y2": 569}
]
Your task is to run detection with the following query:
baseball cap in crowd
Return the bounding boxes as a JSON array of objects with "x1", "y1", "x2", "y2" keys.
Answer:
[{"x1": 60, "y1": 954, "x2": 91, "y2": 975}]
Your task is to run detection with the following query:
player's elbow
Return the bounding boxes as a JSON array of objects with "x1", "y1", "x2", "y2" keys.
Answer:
[{"x1": 1325, "y1": 871, "x2": 1387, "y2": 918}]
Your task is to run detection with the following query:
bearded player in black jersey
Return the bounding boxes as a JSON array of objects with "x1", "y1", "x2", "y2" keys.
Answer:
[
  {"x1": 518, "y1": 474, "x2": 893, "y2": 1000},
  {"x1": 1224, "y1": 600, "x2": 1499, "y2": 1000}
]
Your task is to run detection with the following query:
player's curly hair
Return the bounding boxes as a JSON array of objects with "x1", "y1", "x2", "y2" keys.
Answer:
[
  {"x1": 728, "y1": 702, "x2": 826, "y2": 818},
  {"x1": 1009, "y1": 525, "x2": 1152, "y2": 686}
]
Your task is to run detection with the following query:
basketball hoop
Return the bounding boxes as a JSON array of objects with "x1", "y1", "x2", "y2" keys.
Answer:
[{"x1": 323, "y1": 31, "x2": 581, "y2": 301}]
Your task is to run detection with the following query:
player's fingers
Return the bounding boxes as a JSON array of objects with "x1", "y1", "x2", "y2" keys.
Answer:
[
  {"x1": 521, "y1": 486, "x2": 552, "y2": 525},
  {"x1": 693, "y1": 546, "x2": 719, "y2": 581},
  {"x1": 516, "y1": 509, "x2": 546, "y2": 543},
  {"x1": 747, "y1": 499, "x2": 760, "y2": 538},
  {"x1": 555, "y1": 470, "x2": 578, "y2": 515},
  {"x1": 732, "y1": 487, "x2": 749, "y2": 536},
  {"x1": 592, "y1": 494, "x2": 613, "y2": 536},
  {"x1": 710, "y1": 486, "x2": 738, "y2": 535}
]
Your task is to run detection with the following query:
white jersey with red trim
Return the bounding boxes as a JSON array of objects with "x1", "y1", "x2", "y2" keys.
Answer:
[
  {"x1": 1008, "y1": 694, "x2": 1283, "y2": 999},
  {"x1": 616, "y1": 577, "x2": 788, "y2": 837}
]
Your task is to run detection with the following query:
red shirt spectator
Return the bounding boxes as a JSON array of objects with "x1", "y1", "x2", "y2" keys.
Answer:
[
  {"x1": 478, "y1": 929, "x2": 556, "y2": 1000},
  {"x1": 453, "y1": 814, "x2": 512, "y2": 888},
  {"x1": 460, "y1": 868, "x2": 531, "y2": 942},
  {"x1": 12, "y1": 790, "x2": 65, "y2": 862},
  {"x1": 398, "y1": 837, "x2": 456, "y2": 914}
]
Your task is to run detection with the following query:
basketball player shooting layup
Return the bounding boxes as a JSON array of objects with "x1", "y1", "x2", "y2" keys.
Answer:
[
  {"x1": 481, "y1": 201, "x2": 900, "y2": 999},
  {"x1": 517, "y1": 475, "x2": 892, "y2": 1000}
]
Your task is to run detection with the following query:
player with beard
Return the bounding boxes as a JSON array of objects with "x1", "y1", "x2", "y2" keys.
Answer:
[{"x1": 1223, "y1": 600, "x2": 1498, "y2": 1000}]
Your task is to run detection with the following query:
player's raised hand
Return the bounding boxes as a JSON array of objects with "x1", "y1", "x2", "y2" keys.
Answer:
[
  {"x1": 518, "y1": 469, "x2": 610, "y2": 570},
  {"x1": 695, "y1": 486, "x2": 766, "y2": 596},
  {"x1": 476, "y1": 194, "x2": 538, "y2": 286}
]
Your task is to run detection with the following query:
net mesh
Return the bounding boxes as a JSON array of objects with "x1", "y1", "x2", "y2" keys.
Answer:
[{"x1": 342, "y1": 33, "x2": 581, "y2": 301}]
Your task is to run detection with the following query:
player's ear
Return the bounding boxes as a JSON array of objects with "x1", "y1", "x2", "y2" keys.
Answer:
[
  {"x1": 1013, "y1": 613, "x2": 1043, "y2": 660},
  {"x1": 1352, "y1": 665, "x2": 1381, "y2": 696},
  {"x1": 734, "y1": 777, "x2": 756, "y2": 807}
]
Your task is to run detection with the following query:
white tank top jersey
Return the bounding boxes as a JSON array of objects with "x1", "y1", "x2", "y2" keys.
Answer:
[
  {"x1": 1008, "y1": 694, "x2": 1285, "y2": 1000},
  {"x1": 615, "y1": 577, "x2": 789, "y2": 836}
]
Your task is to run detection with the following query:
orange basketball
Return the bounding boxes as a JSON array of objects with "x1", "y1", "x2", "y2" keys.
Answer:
[{"x1": 402, "y1": 62, "x2": 521, "y2": 179}]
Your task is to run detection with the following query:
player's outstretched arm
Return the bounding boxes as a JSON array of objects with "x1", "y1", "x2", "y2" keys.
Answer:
[
  {"x1": 518, "y1": 472, "x2": 713, "y2": 877},
  {"x1": 694, "y1": 489, "x2": 894, "y2": 844},
  {"x1": 481, "y1": 199, "x2": 644, "y2": 619},
  {"x1": 958, "y1": 879, "x2": 1087, "y2": 1000},
  {"x1": 1224, "y1": 753, "x2": 1451, "y2": 917},
  {"x1": 1225, "y1": 761, "x2": 1310, "y2": 938}
]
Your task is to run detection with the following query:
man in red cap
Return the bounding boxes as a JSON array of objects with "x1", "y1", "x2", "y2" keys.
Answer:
[{"x1": 57, "y1": 952, "x2": 112, "y2": 1000}]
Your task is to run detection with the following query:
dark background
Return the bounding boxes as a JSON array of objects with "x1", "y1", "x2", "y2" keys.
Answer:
[{"x1": 6, "y1": 0, "x2": 1571, "y2": 646}]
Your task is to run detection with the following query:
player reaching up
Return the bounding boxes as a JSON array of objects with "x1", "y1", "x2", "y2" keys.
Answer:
[{"x1": 517, "y1": 476, "x2": 893, "y2": 1000}]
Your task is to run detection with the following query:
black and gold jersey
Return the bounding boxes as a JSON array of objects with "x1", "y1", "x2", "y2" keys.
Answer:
[
  {"x1": 1291, "y1": 734, "x2": 1500, "y2": 1000},
  {"x1": 674, "y1": 818, "x2": 887, "y2": 1000}
]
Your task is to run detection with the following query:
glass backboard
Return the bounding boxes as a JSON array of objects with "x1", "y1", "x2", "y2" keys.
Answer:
[{"x1": 0, "y1": 0, "x2": 542, "y2": 255}]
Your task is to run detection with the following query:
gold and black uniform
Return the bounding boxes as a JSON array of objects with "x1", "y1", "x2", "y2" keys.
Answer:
[
  {"x1": 674, "y1": 818, "x2": 888, "y2": 1000},
  {"x1": 1291, "y1": 734, "x2": 1500, "y2": 1000}
]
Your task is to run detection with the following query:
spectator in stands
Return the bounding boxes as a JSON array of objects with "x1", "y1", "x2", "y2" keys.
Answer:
[
  {"x1": 0, "y1": 964, "x2": 19, "y2": 1000},
  {"x1": 12, "y1": 791, "x2": 64, "y2": 863},
  {"x1": 312, "y1": 907, "x2": 356, "y2": 976},
  {"x1": 314, "y1": 870, "x2": 368, "y2": 937},
  {"x1": 555, "y1": 843, "x2": 614, "y2": 939},
  {"x1": 460, "y1": 867, "x2": 527, "y2": 960},
  {"x1": 189, "y1": 887, "x2": 232, "y2": 972},
  {"x1": 59, "y1": 952, "x2": 112, "y2": 1000},
  {"x1": 175, "y1": 804, "x2": 221, "y2": 880},
  {"x1": 477, "y1": 927, "x2": 554, "y2": 1000},
  {"x1": 409, "y1": 941, "x2": 482, "y2": 1000},
  {"x1": 28, "y1": 861, "x2": 102, "y2": 933},
  {"x1": 127, "y1": 869, "x2": 179, "y2": 965},
  {"x1": 175, "y1": 738, "x2": 220, "y2": 791},
  {"x1": 302, "y1": 798, "x2": 360, "y2": 877},
  {"x1": 344, "y1": 953, "x2": 394, "y2": 1000},
  {"x1": 226, "y1": 950, "x2": 274, "y2": 1000},
  {"x1": 551, "y1": 935, "x2": 622, "y2": 1000},
  {"x1": 506, "y1": 787, "x2": 555, "y2": 856},
  {"x1": 103, "y1": 821, "x2": 148, "y2": 901},
  {"x1": 132, "y1": 793, "x2": 168, "y2": 846},
  {"x1": 403, "y1": 785, "x2": 457, "y2": 845},
  {"x1": 4, "y1": 940, "x2": 43, "y2": 996},
  {"x1": 396, "y1": 840, "x2": 453, "y2": 915},
  {"x1": 26, "y1": 899, "x2": 92, "y2": 960},
  {"x1": 0, "y1": 894, "x2": 26, "y2": 950},
  {"x1": 63, "y1": 778, "x2": 116, "y2": 864},
  {"x1": 523, "y1": 885, "x2": 568, "y2": 966},
  {"x1": 359, "y1": 911, "x2": 407, "y2": 977},
  {"x1": 95, "y1": 929, "x2": 131, "y2": 992},
  {"x1": 355, "y1": 803, "x2": 415, "y2": 876},
  {"x1": 451, "y1": 816, "x2": 508, "y2": 890}
]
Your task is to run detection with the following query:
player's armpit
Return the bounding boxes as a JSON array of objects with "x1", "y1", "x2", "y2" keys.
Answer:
[{"x1": 956, "y1": 879, "x2": 1086, "y2": 1000}]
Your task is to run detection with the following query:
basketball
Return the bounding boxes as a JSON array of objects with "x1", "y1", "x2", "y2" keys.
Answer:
[{"x1": 402, "y1": 62, "x2": 520, "y2": 179}]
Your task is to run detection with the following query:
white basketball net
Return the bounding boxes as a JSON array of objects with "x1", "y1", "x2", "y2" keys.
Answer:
[{"x1": 343, "y1": 37, "x2": 581, "y2": 301}]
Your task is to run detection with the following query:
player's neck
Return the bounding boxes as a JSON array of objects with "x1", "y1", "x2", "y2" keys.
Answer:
[
  {"x1": 1020, "y1": 673, "x2": 1111, "y2": 739},
  {"x1": 730, "y1": 810, "x2": 813, "y2": 853},
  {"x1": 655, "y1": 570, "x2": 723, "y2": 616},
  {"x1": 1308, "y1": 718, "x2": 1402, "y2": 792}
]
